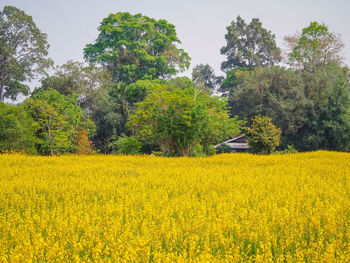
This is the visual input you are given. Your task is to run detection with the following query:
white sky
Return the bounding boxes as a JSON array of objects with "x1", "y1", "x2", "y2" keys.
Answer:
[{"x1": 2, "y1": 0, "x2": 350, "y2": 81}]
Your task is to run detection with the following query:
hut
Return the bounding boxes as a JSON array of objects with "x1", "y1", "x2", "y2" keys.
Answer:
[{"x1": 215, "y1": 134, "x2": 249, "y2": 153}]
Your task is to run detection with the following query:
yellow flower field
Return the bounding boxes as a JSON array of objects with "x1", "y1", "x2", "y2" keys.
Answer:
[{"x1": 1, "y1": 152, "x2": 350, "y2": 262}]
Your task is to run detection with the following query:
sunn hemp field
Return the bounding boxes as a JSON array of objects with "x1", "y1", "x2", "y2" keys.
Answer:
[{"x1": 1, "y1": 152, "x2": 350, "y2": 262}]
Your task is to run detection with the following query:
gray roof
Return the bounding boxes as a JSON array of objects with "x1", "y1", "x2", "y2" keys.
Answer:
[{"x1": 215, "y1": 134, "x2": 249, "y2": 149}]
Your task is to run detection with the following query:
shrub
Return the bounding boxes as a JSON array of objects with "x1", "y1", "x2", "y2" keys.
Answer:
[
  {"x1": 75, "y1": 129, "x2": 93, "y2": 155},
  {"x1": 279, "y1": 145, "x2": 298, "y2": 154},
  {"x1": 246, "y1": 115, "x2": 281, "y2": 154},
  {"x1": 216, "y1": 143, "x2": 232, "y2": 154},
  {"x1": 111, "y1": 136, "x2": 142, "y2": 155}
]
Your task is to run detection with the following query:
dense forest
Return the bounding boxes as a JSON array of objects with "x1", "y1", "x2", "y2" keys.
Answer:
[{"x1": 1, "y1": 5, "x2": 349, "y2": 156}]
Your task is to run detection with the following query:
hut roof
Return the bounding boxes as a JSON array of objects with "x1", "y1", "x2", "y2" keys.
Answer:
[{"x1": 215, "y1": 134, "x2": 249, "y2": 149}]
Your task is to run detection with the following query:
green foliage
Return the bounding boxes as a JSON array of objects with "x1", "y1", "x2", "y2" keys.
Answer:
[
  {"x1": 229, "y1": 64, "x2": 350, "y2": 151},
  {"x1": 204, "y1": 145, "x2": 217, "y2": 156},
  {"x1": 246, "y1": 115, "x2": 281, "y2": 154},
  {"x1": 90, "y1": 90, "x2": 121, "y2": 153},
  {"x1": 279, "y1": 145, "x2": 298, "y2": 154},
  {"x1": 36, "y1": 61, "x2": 113, "y2": 113},
  {"x1": 110, "y1": 135, "x2": 142, "y2": 155},
  {"x1": 128, "y1": 85, "x2": 206, "y2": 156},
  {"x1": 192, "y1": 143, "x2": 205, "y2": 157},
  {"x1": 289, "y1": 22, "x2": 344, "y2": 70},
  {"x1": 91, "y1": 80, "x2": 161, "y2": 153},
  {"x1": 127, "y1": 83, "x2": 243, "y2": 156},
  {"x1": 191, "y1": 64, "x2": 223, "y2": 94},
  {"x1": 299, "y1": 64, "x2": 350, "y2": 151},
  {"x1": 229, "y1": 66, "x2": 308, "y2": 147},
  {"x1": 0, "y1": 102, "x2": 37, "y2": 154},
  {"x1": 216, "y1": 143, "x2": 232, "y2": 154},
  {"x1": 0, "y1": 5, "x2": 52, "y2": 102},
  {"x1": 167, "y1": 77, "x2": 193, "y2": 90},
  {"x1": 220, "y1": 16, "x2": 281, "y2": 72},
  {"x1": 219, "y1": 67, "x2": 248, "y2": 97},
  {"x1": 126, "y1": 79, "x2": 161, "y2": 107},
  {"x1": 84, "y1": 12, "x2": 190, "y2": 84},
  {"x1": 25, "y1": 89, "x2": 94, "y2": 155}
]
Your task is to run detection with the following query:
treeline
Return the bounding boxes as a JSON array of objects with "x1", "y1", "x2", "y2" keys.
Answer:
[{"x1": 1, "y1": 6, "x2": 349, "y2": 156}]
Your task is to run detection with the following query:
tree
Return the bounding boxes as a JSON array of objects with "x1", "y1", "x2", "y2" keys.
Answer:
[
  {"x1": 218, "y1": 67, "x2": 247, "y2": 97},
  {"x1": 228, "y1": 64, "x2": 350, "y2": 151},
  {"x1": 288, "y1": 22, "x2": 344, "y2": 70},
  {"x1": 0, "y1": 102, "x2": 37, "y2": 153},
  {"x1": 91, "y1": 79, "x2": 163, "y2": 153},
  {"x1": 246, "y1": 115, "x2": 281, "y2": 154},
  {"x1": 229, "y1": 66, "x2": 308, "y2": 147},
  {"x1": 90, "y1": 91, "x2": 121, "y2": 153},
  {"x1": 90, "y1": 81, "x2": 130, "y2": 153},
  {"x1": 127, "y1": 83, "x2": 243, "y2": 156},
  {"x1": 298, "y1": 64, "x2": 350, "y2": 151},
  {"x1": 191, "y1": 64, "x2": 223, "y2": 94},
  {"x1": 0, "y1": 5, "x2": 52, "y2": 102},
  {"x1": 25, "y1": 89, "x2": 94, "y2": 155},
  {"x1": 37, "y1": 60, "x2": 112, "y2": 114},
  {"x1": 84, "y1": 12, "x2": 190, "y2": 84},
  {"x1": 220, "y1": 16, "x2": 281, "y2": 72}
]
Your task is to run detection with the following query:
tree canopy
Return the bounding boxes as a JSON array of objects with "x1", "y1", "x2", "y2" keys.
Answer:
[
  {"x1": 288, "y1": 21, "x2": 344, "y2": 70},
  {"x1": 37, "y1": 60, "x2": 112, "y2": 114},
  {"x1": 191, "y1": 64, "x2": 223, "y2": 94},
  {"x1": 84, "y1": 12, "x2": 190, "y2": 84},
  {"x1": 127, "y1": 83, "x2": 243, "y2": 156},
  {"x1": 229, "y1": 64, "x2": 350, "y2": 151},
  {"x1": 0, "y1": 5, "x2": 52, "y2": 102},
  {"x1": 1, "y1": 4, "x2": 350, "y2": 156},
  {"x1": 220, "y1": 16, "x2": 281, "y2": 72}
]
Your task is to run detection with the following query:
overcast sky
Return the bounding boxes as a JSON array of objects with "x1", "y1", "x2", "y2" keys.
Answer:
[{"x1": 2, "y1": 0, "x2": 350, "y2": 80}]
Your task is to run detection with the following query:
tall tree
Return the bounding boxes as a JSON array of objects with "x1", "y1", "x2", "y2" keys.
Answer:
[
  {"x1": 287, "y1": 22, "x2": 344, "y2": 70},
  {"x1": 84, "y1": 12, "x2": 190, "y2": 84},
  {"x1": 220, "y1": 16, "x2": 281, "y2": 72},
  {"x1": 191, "y1": 64, "x2": 223, "y2": 94},
  {"x1": 0, "y1": 5, "x2": 52, "y2": 102}
]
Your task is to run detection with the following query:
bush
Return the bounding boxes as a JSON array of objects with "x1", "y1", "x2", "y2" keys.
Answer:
[
  {"x1": 193, "y1": 143, "x2": 205, "y2": 157},
  {"x1": 204, "y1": 145, "x2": 217, "y2": 156},
  {"x1": 111, "y1": 135, "x2": 142, "y2": 155},
  {"x1": 246, "y1": 115, "x2": 281, "y2": 154},
  {"x1": 216, "y1": 143, "x2": 232, "y2": 154},
  {"x1": 278, "y1": 145, "x2": 298, "y2": 154},
  {"x1": 75, "y1": 129, "x2": 93, "y2": 155}
]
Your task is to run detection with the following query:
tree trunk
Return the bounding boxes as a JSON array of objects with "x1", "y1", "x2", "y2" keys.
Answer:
[
  {"x1": 0, "y1": 83, "x2": 4, "y2": 102},
  {"x1": 0, "y1": 59, "x2": 6, "y2": 102}
]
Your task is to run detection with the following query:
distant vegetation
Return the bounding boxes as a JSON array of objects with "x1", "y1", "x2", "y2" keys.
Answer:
[{"x1": 1, "y1": 5, "x2": 349, "y2": 155}]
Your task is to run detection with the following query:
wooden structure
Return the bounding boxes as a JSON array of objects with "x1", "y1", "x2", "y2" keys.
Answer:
[{"x1": 215, "y1": 134, "x2": 249, "y2": 153}]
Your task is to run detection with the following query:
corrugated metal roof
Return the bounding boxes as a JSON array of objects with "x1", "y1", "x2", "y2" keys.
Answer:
[{"x1": 215, "y1": 134, "x2": 249, "y2": 149}]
